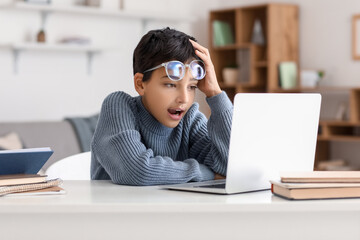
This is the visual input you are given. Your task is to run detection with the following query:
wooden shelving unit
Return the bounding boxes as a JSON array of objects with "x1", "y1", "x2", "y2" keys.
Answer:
[
  {"x1": 210, "y1": 4, "x2": 360, "y2": 170},
  {"x1": 209, "y1": 3, "x2": 299, "y2": 99},
  {"x1": 315, "y1": 88, "x2": 360, "y2": 169}
]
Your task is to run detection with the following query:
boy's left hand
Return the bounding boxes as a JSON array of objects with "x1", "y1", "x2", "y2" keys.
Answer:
[{"x1": 190, "y1": 39, "x2": 222, "y2": 98}]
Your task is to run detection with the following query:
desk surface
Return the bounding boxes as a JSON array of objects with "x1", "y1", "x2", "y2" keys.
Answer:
[
  {"x1": 1, "y1": 181, "x2": 360, "y2": 240},
  {"x1": 1, "y1": 180, "x2": 360, "y2": 213}
]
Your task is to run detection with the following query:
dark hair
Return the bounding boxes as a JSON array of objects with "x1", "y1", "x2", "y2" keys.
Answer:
[{"x1": 133, "y1": 27, "x2": 199, "y2": 81}]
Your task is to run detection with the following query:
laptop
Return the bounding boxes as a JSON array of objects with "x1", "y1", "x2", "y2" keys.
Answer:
[{"x1": 163, "y1": 93, "x2": 322, "y2": 194}]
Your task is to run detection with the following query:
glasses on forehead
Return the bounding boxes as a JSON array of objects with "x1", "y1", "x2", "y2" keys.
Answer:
[{"x1": 143, "y1": 60, "x2": 206, "y2": 81}]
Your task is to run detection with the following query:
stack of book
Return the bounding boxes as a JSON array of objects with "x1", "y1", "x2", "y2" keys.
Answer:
[
  {"x1": 271, "y1": 171, "x2": 360, "y2": 200},
  {"x1": 0, "y1": 174, "x2": 64, "y2": 197}
]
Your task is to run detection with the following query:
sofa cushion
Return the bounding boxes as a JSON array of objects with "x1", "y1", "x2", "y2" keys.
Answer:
[
  {"x1": 0, "y1": 132, "x2": 23, "y2": 150},
  {"x1": 0, "y1": 121, "x2": 81, "y2": 170}
]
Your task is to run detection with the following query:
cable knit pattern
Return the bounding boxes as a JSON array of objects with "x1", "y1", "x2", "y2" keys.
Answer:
[{"x1": 91, "y1": 91, "x2": 233, "y2": 186}]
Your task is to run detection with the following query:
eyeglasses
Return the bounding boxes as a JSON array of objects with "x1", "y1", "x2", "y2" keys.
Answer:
[{"x1": 143, "y1": 60, "x2": 206, "y2": 81}]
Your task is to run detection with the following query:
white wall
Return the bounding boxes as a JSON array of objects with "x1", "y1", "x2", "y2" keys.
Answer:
[
  {"x1": 0, "y1": 0, "x2": 219, "y2": 122},
  {"x1": 1, "y1": 0, "x2": 360, "y2": 122}
]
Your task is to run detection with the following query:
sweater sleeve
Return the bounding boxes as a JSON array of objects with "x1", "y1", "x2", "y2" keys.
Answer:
[
  {"x1": 188, "y1": 91, "x2": 233, "y2": 176},
  {"x1": 91, "y1": 92, "x2": 215, "y2": 186}
]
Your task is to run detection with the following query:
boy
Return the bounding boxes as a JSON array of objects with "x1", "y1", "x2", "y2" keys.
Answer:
[{"x1": 91, "y1": 28, "x2": 233, "y2": 186}]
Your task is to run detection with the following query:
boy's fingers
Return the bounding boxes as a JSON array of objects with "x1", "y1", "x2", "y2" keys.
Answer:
[{"x1": 189, "y1": 39, "x2": 209, "y2": 55}]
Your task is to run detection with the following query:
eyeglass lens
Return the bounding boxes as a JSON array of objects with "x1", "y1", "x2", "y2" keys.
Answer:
[
  {"x1": 166, "y1": 61, "x2": 185, "y2": 81},
  {"x1": 190, "y1": 61, "x2": 205, "y2": 80},
  {"x1": 166, "y1": 61, "x2": 205, "y2": 81}
]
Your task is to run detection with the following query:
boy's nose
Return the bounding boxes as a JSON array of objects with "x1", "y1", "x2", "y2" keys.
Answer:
[{"x1": 176, "y1": 87, "x2": 189, "y2": 104}]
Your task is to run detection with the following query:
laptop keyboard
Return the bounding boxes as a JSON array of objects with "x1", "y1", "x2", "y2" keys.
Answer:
[{"x1": 195, "y1": 183, "x2": 226, "y2": 189}]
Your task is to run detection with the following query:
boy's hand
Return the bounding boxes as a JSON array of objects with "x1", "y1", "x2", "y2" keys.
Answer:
[
  {"x1": 214, "y1": 173, "x2": 226, "y2": 180},
  {"x1": 190, "y1": 39, "x2": 222, "y2": 98}
]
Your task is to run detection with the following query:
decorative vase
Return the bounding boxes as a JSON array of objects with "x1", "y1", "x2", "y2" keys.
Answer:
[{"x1": 222, "y1": 68, "x2": 239, "y2": 85}]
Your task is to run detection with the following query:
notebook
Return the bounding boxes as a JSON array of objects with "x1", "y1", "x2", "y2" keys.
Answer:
[{"x1": 162, "y1": 93, "x2": 321, "y2": 194}]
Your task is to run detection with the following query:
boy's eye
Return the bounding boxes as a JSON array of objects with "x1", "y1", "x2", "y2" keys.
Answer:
[{"x1": 189, "y1": 85, "x2": 198, "y2": 90}]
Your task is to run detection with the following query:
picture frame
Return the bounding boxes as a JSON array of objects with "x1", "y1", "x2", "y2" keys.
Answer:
[{"x1": 352, "y1": 14, "x2": 360, "y2": 60}]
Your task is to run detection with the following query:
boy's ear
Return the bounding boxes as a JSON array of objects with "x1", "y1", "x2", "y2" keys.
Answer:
[{"x1": 134, "y1": 73, "x2": 145, "y2": 96}]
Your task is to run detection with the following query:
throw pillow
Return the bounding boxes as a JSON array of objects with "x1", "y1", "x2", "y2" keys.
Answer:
[{"x1": 0, "y1": 132, "x2": 24, "y2": 150}]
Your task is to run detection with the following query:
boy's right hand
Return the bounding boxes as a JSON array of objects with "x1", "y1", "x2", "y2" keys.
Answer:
[
  {"x1": 214, "y1": 173, "x2": 226, "y2": 180},
  {"x1": 189, "y1": 39, "x2": 222, "y2": 98}
]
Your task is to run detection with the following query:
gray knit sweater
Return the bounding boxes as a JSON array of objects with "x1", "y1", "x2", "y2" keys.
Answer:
[{"x1": 90, "y1": 91, "x2": 233, "y2": 186}]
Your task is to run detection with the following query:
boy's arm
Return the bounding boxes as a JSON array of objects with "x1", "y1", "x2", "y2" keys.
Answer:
[
  {"x1": 188, "y1": 91, "x2": 233, "y2": 176},
  {"x1": 188, "y1": 40, "x2": 233, "y2": 176},
  {"x1": 91, "y1": 92, "x2": 215, "y2": 186},
  {"x1": 189, "y1": 39, "x2": 221, "y2": 98}
]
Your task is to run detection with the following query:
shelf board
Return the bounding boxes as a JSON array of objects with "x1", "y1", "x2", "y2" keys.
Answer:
[
  {"x1": 217, "y1": 86, "x2": 354, "y2": 94},
  {"x1": 0, "y1": 42, "x2": 105, "y2": 75},
  {"x1": 0, "y1": 42, "x2": 103, "y2": 52},
  {"x1": 212, "y1": 44, "x2": 238, "y2": 51},
  {"x1": 219, "y1": 82, "x2": 264, "y2": 89},
  {"x1": 270, "y1": 87, "x2": 302, "y2": 93},
  {"x1": 254, "y1": 61, "x2": 267, "y2": 67},
  {"x1": 16, "y1": 42, "x2": 102, "y2": 52},
  {"x1": 320, "y1": 120, "x2": 360, "y2": 126},
  {"x1": 238, "y1": 82, "x2": 261, "y2": 88},
  {"x1": 212, "y1": 43, "x2": 262, "y2": 51},
  {"x1": 300, "y1": 86, "x2": 354, "y2": 92},
  {"x1": 219, "y1": 82, "x2": 237, "y2": 89},
  {"x1": 318, "y1": 135, "x2": 360, "y2": 142},
  {"x1": 0, "y1": 2, "x2": 195, "y2": 22}
]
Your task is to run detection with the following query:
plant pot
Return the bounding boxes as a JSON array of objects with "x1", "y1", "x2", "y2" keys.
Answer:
[{"x1": 222, "y1": 68, "x2": 239, "y2": 85}]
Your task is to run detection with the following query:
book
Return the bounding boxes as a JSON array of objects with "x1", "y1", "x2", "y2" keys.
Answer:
[
  {"x1": 280, "y1": 171, "x2": 360, "y2": 183},
  {"x1": 237, "y1": 49, "x2": 250, "y2": 83},
  {"x1": 0, "y1": 178, "x2": 63, "y2": 196},
  {"x1": 0, "y1": 147, "x2": 53, "y2": 175},
  {"x1": 0, "y1": 174, "x2": 47, "y2": 186},
  {"x1": 278, "y1": 62, "x2": 297, "y2": 89},
  {"x1": 271, "y1": 180, "x2": 360, "y2": 200},
  {"x1": 5, "y1": 186, "x2": 66, "y2": 197},
  {"x1": 212, "y1": 20, "x2": 234, "y2": 46}
]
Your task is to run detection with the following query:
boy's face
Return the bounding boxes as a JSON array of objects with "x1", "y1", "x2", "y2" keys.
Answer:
[{"x1": 136, "y1": 63, "x2": 199, "y2": 128}]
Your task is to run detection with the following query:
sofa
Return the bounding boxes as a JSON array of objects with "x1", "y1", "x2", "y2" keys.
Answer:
[{"x1": 0, "y1": 121, "x2": 82, "y2": 171}]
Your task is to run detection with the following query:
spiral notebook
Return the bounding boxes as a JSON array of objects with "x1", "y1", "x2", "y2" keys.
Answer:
[{"x1": 0, "y1": 178, "x2": 64, "y2": 196}]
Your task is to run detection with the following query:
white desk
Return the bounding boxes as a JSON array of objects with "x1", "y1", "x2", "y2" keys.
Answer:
[{"x1": 0, "y1": 180, "x2": 360, "y2": 240}]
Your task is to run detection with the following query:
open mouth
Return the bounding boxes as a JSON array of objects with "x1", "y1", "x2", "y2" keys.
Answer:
[
  {"x1": 168, "y1": 109, "x2": 184, "y2": 115},
  {"x1": 168, "y1": 108, "x2": 185, "y2": 120}
]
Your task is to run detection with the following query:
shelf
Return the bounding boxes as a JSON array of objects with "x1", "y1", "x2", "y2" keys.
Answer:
[
  {"x1": 0, "y1": 1, "x2": 195, "y2": 22},
  {"x1": 0, "y1": 42, "x2": 104, "y2": 74},
  {"x1": 318, "y1": 136, "x2": 360, "y2": 142},
  {"x1": 219, "y1": 81, "x2": 264, "y2": 89},
  {"x1": 320, "y1": 120, "x2": 360, "y2": 126},
  {"x1": 0, "y1": 1, "x2": 195, "y2": 35},
  {"x1": 212, "y1": 43, "x2": 262, "y2": 51},
  {"x1": 318, "y1": 120, "x2": 360, "y2": 142},
  {"x1": 3, "y1": 42, "x2": 103, "y2": 52},
  {"x1": 0, "y1": 1, "x2": 194, "y2": 75},
  {"x1": 254, "y1": 61, "x2": 267, "y2": 67},
  {"x1": 219, "y1": 82, "x2": 237, "y2": 89},
  {"x1": 210, "y1": 4, "x2": 298, "y2": 94}
]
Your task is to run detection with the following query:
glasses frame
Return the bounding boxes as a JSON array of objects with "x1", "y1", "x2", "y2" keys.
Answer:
[{"x1": 143, "y1": 60, "x2": 206, "y2": 81}]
